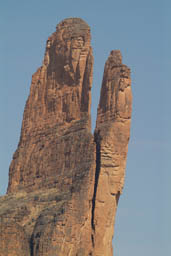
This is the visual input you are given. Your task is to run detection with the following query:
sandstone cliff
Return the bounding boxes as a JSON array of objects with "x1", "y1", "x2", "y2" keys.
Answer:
[{"x1": 0, "y1": 18, "x2": 132, "y2": 256}]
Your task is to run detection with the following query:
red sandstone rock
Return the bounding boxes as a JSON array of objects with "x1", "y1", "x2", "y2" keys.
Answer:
[
  {"x1": 7, "y1": 18, "x2": 94, "y2": 194},
  {"x1": 0, "y1": 18, "x2": 132, "y2": 256},
  {"x1": 92, "y1": 50, "x2": 132, "y2": 255}
]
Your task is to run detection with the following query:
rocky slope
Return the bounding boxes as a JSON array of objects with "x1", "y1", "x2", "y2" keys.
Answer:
[{"x1": 0, "y1": 18, "x2": 132, "y2": 256}]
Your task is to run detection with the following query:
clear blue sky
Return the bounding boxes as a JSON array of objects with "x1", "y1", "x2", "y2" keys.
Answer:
[{"x1": 0, "y1": 1, "x2": 170, "y2": 255}]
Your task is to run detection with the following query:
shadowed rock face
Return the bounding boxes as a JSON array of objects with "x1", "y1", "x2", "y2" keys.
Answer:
[{"x1": 0, "y1": 18, "x2": 132, "y2": 256}]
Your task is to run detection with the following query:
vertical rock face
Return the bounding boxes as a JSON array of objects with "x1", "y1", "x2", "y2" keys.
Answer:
[
  {"x1": 96, "y1": 50, "x2": 132, "y2": 194},
  {"x1": 92, "y1": 50, "x2": 132, "y2": 255},
  {"x1": 7, "y1": 18, "x2": 94, "y2": 194},
  {"x1": 0, "y1": 18, "x2": 132, "y2": 256}
]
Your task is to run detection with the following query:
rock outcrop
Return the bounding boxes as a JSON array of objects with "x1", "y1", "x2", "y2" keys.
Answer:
[
  {"x1": 92, "y1": 50, "x2": 132, "y2": 255},
  {"x1": 0, "y1": 18, "x2": 132, "y2": 256},
  {"x1": 7, "y1": 18, "x2": 94, "y2": 194}
]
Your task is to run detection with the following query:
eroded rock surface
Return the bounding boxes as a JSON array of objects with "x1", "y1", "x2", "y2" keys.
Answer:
[
  {"x1": 0, "y1": 18, "x2": 132, "y2": 256},
  {"x1": 92, "y1": 50, "x2": 132, "y2": 255},
  {"x1": 7, "y1": 18, "x2": 94, "y2": 194}
]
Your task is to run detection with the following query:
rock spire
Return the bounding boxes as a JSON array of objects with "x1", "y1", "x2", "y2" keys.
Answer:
[{"x1": 0, "y1": 18, "x2": 132, "y2": 256}]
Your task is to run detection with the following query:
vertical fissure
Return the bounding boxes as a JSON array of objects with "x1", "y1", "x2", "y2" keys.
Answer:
[
  {"x1": 30, "y1": 234, "x2": 34, "y2": 256},
  {"x1": 91, "y1": 130, "x2": 101, "y2": 234}
]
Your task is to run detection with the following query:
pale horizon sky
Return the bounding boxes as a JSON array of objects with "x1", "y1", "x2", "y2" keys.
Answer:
[{"x1": 1, "y1": 1, "x2": 170, "y2": 255}]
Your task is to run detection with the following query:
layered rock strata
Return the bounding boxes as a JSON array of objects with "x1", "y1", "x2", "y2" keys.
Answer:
[{"x1": 0, "y1": 18, "x2": 132, "y2": 256}]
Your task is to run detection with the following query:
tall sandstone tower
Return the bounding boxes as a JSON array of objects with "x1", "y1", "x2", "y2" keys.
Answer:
[{"x1": 0, "y1": 18, "x2": 132, "y2": 256}]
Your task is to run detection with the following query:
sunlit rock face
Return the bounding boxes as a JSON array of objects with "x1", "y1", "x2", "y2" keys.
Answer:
[
  {"x1": 7, "y1": 18, "x2": 94, "y2": 194},
  {"x1": 92, "y1": 50, "x2": 132, "y2": 255},
  {"x1": 0, "y1": 18, "x2": 132, "y2": 256}
]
